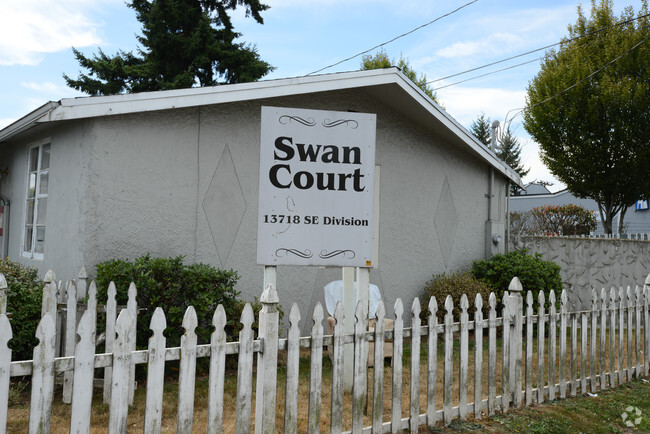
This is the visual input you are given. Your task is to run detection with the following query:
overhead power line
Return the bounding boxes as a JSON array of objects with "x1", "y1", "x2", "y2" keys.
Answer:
[
  {"x1": 427, "y1": 12, "x2": 650, "y2": 86},
  {"x1": 306, "y1": 0, "x2": 479, "y2": 76},
  {"x1": 433, "y1": 57, "x2": 542, "y2": 91},
  {"x1": 502, "y1": 32, "x2": 650, "y2": 129}
]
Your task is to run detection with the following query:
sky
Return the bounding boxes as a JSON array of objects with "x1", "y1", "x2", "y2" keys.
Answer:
[{"x1": 0, "y1": 0, "x2": 646, "y2": 192}]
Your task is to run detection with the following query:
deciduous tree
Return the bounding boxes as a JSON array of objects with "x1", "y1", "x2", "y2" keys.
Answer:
[
  {"x1": 523, "y1": 0, "x2": 650, "y2": 234},
  {"x1": 361, "y1": 50, "x2": 441, "y2": 105}
]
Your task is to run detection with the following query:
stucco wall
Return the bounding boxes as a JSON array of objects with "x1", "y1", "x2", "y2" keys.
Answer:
[
  {"x1": 0, "y1": 124, "x2": 87, "y2": 279},
  {"x1": 514, "y1": 236, "x2": 650, "y2": 311},
  {"x1": 2, "y1": 89, "x2": 509, "y2": 333}
]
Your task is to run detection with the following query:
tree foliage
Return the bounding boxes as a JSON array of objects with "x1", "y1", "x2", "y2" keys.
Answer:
[
  {"x1": 530, "y1": 204, "x2": 598, "y2": 235},
  {"x1": 64, "y1": 0, "x2": 273, "y2": 95},
  {"x1": 469, "y1": 113, "x2": 492, "y2": 148},
  {"x1": 523, "y1": 0, "x2": 650, "y2": 234},
  {"x1": 470, "y1": 114, "x2": 529, "y2": 182},
  {"x1": 361, "y1": 50, "x2": 441, "y2": 105},
  {"x1": 498, "y1": 127, "x2": 530, "y2": 180}
]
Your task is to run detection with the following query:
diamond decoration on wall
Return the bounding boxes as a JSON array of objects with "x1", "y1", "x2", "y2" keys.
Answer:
[
  {"x1": 434, "y1": 176, "x2": 458, "y2": 267},
  {"x1": 203, "y1": 145, "x2": 247, "y2": 266}
]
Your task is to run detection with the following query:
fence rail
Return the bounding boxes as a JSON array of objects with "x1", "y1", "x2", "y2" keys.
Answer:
[{"x1": 1, "y1": 272, "x2": 649, "y2": 433}]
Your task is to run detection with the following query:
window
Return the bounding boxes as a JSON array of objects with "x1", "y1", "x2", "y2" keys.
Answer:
[{"x1": 23, "y1": 140, "x2": 50, "y2": 259}]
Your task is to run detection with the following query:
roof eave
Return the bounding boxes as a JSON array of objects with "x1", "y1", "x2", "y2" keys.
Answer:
[{"x1": 0, "y1": 101, "x2": 60, "y2": 143}]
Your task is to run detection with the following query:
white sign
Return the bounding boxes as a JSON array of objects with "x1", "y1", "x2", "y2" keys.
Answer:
[{"x1": 257, "y1": 106, "x2": 376, "y2": 267}]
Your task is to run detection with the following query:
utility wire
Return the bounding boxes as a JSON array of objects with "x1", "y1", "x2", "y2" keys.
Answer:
[
  {"x1": 433, "y1": 57, "x2": 542, "y2": 90},
  {"x1": 306, "y1": 0, "x2": 479, "y2": 76},
  {"x1": 427, "y1": 12, "x2": 650, "y2": 85},
  {"x1": 503, "y1": 32, "x2": 650, "y2": 129}
]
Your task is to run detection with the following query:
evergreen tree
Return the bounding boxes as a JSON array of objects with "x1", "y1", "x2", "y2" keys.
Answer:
[
  {"x1": 469, "y1": 113, "x2": 491, "y2": 147},
  {"x1": 497, "y1": 126, "x2": 530, "y2": 180},
  {"x1": 64, "y1": 0, "x2": 273, "y2": 95},
  {"x1": 361, "y1": 50, "x2": 441, "y2": 105}
]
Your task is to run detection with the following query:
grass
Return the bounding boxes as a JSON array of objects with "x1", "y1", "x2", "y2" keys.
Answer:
[{"x1": 422, "y1": 379, "x2": 650, "y2": 433}]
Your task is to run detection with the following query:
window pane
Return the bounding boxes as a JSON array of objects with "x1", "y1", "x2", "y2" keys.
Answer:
[
  {"x1": 30, "y1": 147, "x2": 39, "y2": 172},
  {"x1": 28, "y1": 173, "x2": 36, "y2": 198},
  {"x1": 36, "y1": 198, "x2": 47, "y2": 225},
  {"x1": 26, "y1": 199, "x2": 35, "y2": 224},
  {"x1": 35, "y1": 227, "x2": 45, "y2": 253},
  {"x1": 24, "y1": 226, "x2": 33, "y2": 253},
  {"x1": 39, "y1": 172, "x2": 49, "y2": 195},
  {"x1": 41, "y1": 145, "x2": 50, "y2": 170}
]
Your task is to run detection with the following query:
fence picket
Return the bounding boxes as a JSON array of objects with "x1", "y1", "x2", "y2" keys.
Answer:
[
  {"x1": 144, "y1": 308, "x2": 166, "y2": 434},
  {"x1": 284, "y1": 303, "x2": 302, "y2": 434},
  {"x1": 590, "y1": 291, "x2": 597, "y2": 393},
  {"x1": 103, "y1": 281, "x2": 117, "y2": 404},
  {"x1": 443, "y1": 295, "x2": 454, "y2": 424},
  {"x1": 63, "y1": 281, "x2": 77, "y2": 404},
  {"x1": 580, "y1": 312, "x2": 587, "y2": 394},
  {"x1": 570, "y1": 311, "x2": 577, "y2": 397},
  {"x1": 308, "y1": 303, "x2": 324, "y2": 434},
  {"x1": 618, "y1": 287, "x2": 625, "y2": 385},
  {"x1": 627, "y1": 287, "x2": 633, "y2": 382},
  {"x1": 352, "y1": 301, "x2": 368, "y2": 433},
  {"x1": 548, "y1": 290, "x2": 557, "y2": 400},
  {"x1": 488, "y1": 293, "x2": 497, "y2": 416},
  {"x1": 69, "y1": 309, "x2": 96, "y2": 433},
  {"x1": 610, "y1": 288, "x2": 617, "y2": 388},
  {"x1": 29, "y1": 313, "x2": 56, "y2": 434},
  {"x1": 501, "y1": 292, "x2": 510, "y2": 412},
  {"x1": 427, "y1": 296, "x2": 438, "y2": 426},
  {"x1": 600, "y1": 288, "x2": 607, "y2": 390},
  {"x1": 177, "y1": 307, "x2": 198, "y2": 433},
  {"x1": 409, "y1": 298, "x2": 421, "y2": 432},
  {"x1": 372, "y1": 301, "x2": 386, "y2": 433},
  {"x1": 525, "y1": 291, "x2": 533, "y2": 406},
  {"x1": 109, "y1": 309, "x2": 134, "y2": 434},
  {"x1": 558, "y1": 289, "x2": 567, "y2": 398},
  {"x1": 0, "y1": 314, "x2": 11, "y2": 432},
  {"x1": 537, "y1": 291, "x2": 546, "y2": 403},
  {"x1": 330, "y1": 303, "x2": 343, "y2": 434},
  {"x1": 474, "y1": 294, "x2": 484, "y2": 420},
  {"x1": 127, "y1": 282, "x2": 138, "y2": 406},
  {"x1": 635, "y1": 286, "x2": 642, "y2": 377},
  {"x1": 235, "y1": 304, "x2": 255, "y2": 434},
  {"x1": 645, "y1": 277, "x2": 650, "y2": 376},
  {"x1": 459, "y1": 295, "x2": 469, "y2": 419},
  {"x1": 391, "y1": 299, "x2": 404, "y2": 433}
]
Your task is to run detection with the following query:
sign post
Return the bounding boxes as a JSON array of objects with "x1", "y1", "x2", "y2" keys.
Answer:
[{"x1": 257, "y1": 105, "x2": 376, "y2": 391}]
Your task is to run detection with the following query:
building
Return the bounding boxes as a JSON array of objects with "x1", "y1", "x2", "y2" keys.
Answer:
[
  {"x1": 510, "y1": 183, "x2": 650, "y2": 235},
  {"x1": 0, "y1": 68, "x2": 521, "y2": 325}
]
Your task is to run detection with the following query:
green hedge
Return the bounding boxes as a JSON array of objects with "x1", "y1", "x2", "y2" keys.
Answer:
[
  {"x1": 420, "y1": 272, "x2": 493, "y2": 322},
  {"x1": 0, "y1": 259, "x2": 43, "y2": 361},
  {"x1": 95, "y1": 255, "x2": 245, "y2": 349},
  {"x1": 471, "y1": 250, "x2": 563, "y2": 302}
]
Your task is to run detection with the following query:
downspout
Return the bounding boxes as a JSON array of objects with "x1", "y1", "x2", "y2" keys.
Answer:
[
  {"x1": 0, "y1": 169, "x2": 9, "y2": 260},
  {"x1": 506, "y1": 181, "x2": 510, "y2": 252}
]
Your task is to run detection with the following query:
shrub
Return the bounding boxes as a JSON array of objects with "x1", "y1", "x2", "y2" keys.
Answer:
[
  {"x1": 420, "y1": 272, "x2": 493, "y2": 322},
  {"x1": 530, "y1": 204, "x2": 597, "y2": 236},
  {"x1": 0, "y1": 259, "x2": 43, "y2": 361},
  {"x1": 95, "y1": 254, "x2": 245, "y2": 349},
  {"x1": 471, "y1": 250, "x2": 563, "y2": 302}
]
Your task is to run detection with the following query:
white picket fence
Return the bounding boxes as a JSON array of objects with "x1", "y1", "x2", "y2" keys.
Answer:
[{"x1": 1, "y1": 272, "x2": 650, "y2": 433}]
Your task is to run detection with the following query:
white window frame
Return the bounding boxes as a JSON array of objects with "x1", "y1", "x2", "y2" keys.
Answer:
[{"x1": 22, "y1": 139, "x2": 50, "y2": 260}]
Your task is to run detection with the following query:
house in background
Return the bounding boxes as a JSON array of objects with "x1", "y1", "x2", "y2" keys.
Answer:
[
  {"x1": 510, "y1": 183, "x2": 650, "y2": 235},
  {"x1": 0, "y1": 68, "x2": 521, "y2": 330}
]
